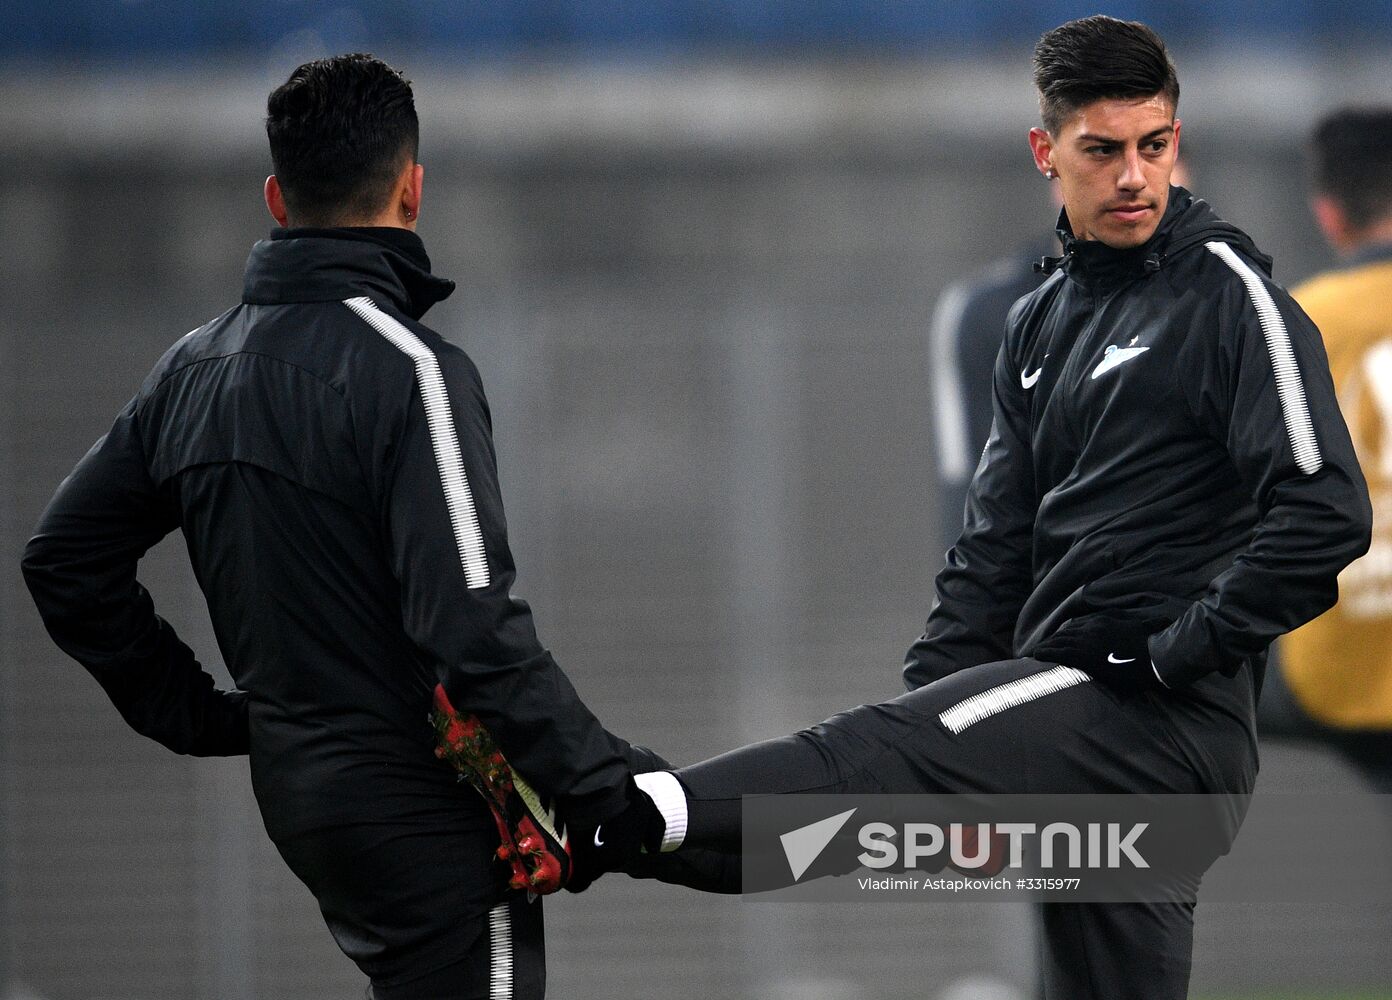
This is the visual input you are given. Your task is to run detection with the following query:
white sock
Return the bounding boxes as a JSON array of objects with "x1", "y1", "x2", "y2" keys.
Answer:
[{"x1": 634, "y1": 770, "x2": 688, "y2": 852}]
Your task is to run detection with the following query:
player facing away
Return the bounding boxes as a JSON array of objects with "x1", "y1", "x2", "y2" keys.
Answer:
[
  {"x1": 1262, "y1": 106, "x2": 1392, "y2": 793},
  {"x1": 585, "y1": 17, "x2": 1373, "y2": 1000},
  {"x1": 20, "y1": 54, "x2": 678, "y2": 1000}
]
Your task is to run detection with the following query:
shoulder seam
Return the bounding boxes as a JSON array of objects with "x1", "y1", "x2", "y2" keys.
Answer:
[{"x1": 145, "y1": 350, "x2": 351, "y2": 403}]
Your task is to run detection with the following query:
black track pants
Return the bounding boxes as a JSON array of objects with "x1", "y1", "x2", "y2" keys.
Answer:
[
  {"x1": 370, "y1": 893, "x2": 544, "y2": 1000},
  {"x1": 675, "y1": 658, "x2": 1251, "y2": 1000}
]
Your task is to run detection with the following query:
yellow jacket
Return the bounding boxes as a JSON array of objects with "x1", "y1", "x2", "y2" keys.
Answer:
[{"x1": 1281, "y1": 245, "x2": 1392, "y2": 727}]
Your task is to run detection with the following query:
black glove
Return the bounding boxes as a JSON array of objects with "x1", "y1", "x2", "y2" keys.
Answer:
[
  {"x1": 565, "y1": 778, "x2": 664, "y2": 894},
  {"x1": 1033, "y1": 615, "x2": 1170, "y2": 691}
]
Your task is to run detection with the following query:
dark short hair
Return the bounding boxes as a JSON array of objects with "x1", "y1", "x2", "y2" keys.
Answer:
[
  {"x1": 1310, "y1": 106, "x2": 1392, "y2": 227},
  {"x1": 1033, "y1": 16, "x2": 1179, "y2": 134},
  {"x1": 265, "y1": 54, "x2": 418, "y2": 226}
]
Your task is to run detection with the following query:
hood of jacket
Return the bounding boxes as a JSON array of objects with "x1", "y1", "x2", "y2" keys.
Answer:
[
  {"x1": 242, "y1": 226, "x2": 456, "y2": 321},
  {"x1": 1040, "y1": 186, "x2": 1273, "y2": 290}
]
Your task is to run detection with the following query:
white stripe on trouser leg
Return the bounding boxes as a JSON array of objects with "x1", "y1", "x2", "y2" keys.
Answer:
[
  {"x1": 488, "y1": 902, "x2": 513, "y2": 1000},
  {"x1": 1204, "y1": 241, "x2": 1323, "y2": 474},
  {"x1": 343, "y1": 296, "x2": 492, "y2": 589},
  {"x1": 634, "y1": 771, "x2": 688, "y2": 852},
  {"x1": 938, "y1": 666, "x2": 1091, "y2": 735}
]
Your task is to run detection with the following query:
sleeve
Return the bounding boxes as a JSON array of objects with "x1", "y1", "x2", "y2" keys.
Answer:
[
  {"x1": 928, "y1": 282, "x2": 977, "y2": 549},
  {"x1": 929, "y1": 282, "x2": 1014, "y2": 554},
  {"x1": 20, "y1": 399, "x2": 249, "y2": 757},
  {"x1": 1149, "y1": 249, "x2": 1372, "y2": 687},
  {"x1": 377, "y1": 336, "x2": 630, "y2": 823},
  {"x1": 904, "y1": 326, "x2": 1039, "y2": 689}
]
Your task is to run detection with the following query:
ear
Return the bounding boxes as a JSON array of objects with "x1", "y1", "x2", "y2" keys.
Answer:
[
  {"x1": 400, "y1": 162, "x2": 424, "y2": 228},
  {"x1": 264, "y1": 175, "x2": 290, "y2": 227},
  {"x1": 1029, "y1": 127, "x2": 1056, "y2": 179},
  {"x1": 1170, "y1": 135, "x2": 1193, "y2": 191},
  {"x1": 1311, "y1": 193, "x2": 1355, "y2": 256}
]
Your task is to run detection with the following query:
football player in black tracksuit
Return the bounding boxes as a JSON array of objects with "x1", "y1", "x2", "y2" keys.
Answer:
[
  {"x1": 19, "y1": 55, "x2": 702, "y2": 1000},
  {"x1": 606, "y1": 18, "x2": 1373, "y2": 999}
]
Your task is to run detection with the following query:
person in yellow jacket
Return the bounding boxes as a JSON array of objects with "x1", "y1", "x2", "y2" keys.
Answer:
[{"x1": 1267, "y1": 106, "x2": 1392, "y2": 791}]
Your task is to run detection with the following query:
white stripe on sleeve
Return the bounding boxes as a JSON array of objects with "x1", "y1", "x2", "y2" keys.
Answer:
[
  {"x1": 930, "y1": 283, "x2": 973, "y2": 483},
  {"x1": 344, "y1": 296, "x2": 492, "y2": 589},
  {"x1": 1205, "y1": 241, "x2": 1323, "y2": 475}
]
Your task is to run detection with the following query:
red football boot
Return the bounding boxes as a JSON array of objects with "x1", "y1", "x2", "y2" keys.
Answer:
[{"x1": 430, "y1": 683, "x2": 571, "y2": 894}]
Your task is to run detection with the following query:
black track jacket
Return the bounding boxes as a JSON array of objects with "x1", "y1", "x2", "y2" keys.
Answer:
[
  {"x1": 22, "y1": 227, "x2": 631, "y2": 840},
  {"x1": 905, "y1": 189, "x2": 1371, "y2": 762}
]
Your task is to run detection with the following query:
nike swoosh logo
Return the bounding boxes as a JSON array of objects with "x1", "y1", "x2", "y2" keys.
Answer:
[
  {"x1": 1020, "y1": 353, "x2": 1049, "y2": 389},
  {"x1": 593, "y1": 827, "x2": 605, "y2": 848},
  {"x1": 1090, "y1": 346, "x2": 1149, "y2": 379},
  {"x1": 1107, "y1": 654, "x2": 1137, "y2": 664}
]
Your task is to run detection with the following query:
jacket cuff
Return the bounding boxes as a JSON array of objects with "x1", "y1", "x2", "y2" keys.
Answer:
[
  {"x1": 635, "y1": 771, "x2": 688, "y2": 852},
  {"x1": 1147, "y1": 625, "x2": 1238, "y2": 690}
]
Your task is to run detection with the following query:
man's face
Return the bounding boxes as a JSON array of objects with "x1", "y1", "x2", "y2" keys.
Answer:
[{"x1": 1029, "y1": 95, "x2": 1180, "y2": 249}]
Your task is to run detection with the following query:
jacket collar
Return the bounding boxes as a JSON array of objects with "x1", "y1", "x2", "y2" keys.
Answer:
[
  {"x1": 1046, "y1": 190, "x2": 1185, "y2": 290},
  {"x1": 1038, "y1": 186, "x2": 1271, "y2": 291},
  {"x1": 242, "y1": 227, "x2": 456, "y2": 320}
]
